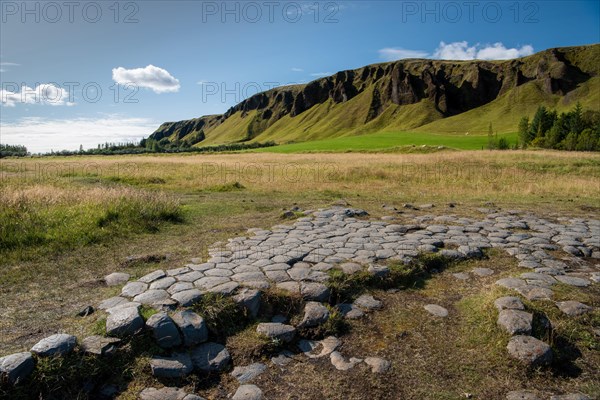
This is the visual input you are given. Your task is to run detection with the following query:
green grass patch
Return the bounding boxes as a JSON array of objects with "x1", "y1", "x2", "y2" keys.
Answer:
[{"x1": 255, "y1": 131, "x2": 518, "y2": 153}]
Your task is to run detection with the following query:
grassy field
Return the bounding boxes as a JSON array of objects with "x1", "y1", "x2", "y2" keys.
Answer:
[
  {"x1": 255, "y1": 130, "x2": 519, "y2": 152},
  {"x1": 1, "y1": 150, "x2": 599, "y2": 399}
]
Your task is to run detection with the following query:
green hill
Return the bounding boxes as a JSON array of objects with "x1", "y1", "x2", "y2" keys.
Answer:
[{"x1": 148, "y1": 44, "x2": 600, "y2": 148}]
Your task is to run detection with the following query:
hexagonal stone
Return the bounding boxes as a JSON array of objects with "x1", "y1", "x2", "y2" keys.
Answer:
[
  {"x1": 177, "y1": 271, "x2": 205, "y2": 282},
  {"x1": 30, "y1": 334, "x2": 77, "y2": 357},
  {"x1": 104, "y1": 272, "x2": 130, "y2": 286},
  {"x1": 497, "y1": 310, "x2": 533, "y2": 335},
  {"x1": 150, "y1": 277, "x2": 177, "y2": 290},
  {"x1": 520, "y1": 273, "x2": 556, "y2": 286},
  {"x1": 194, "y1": 276, "x2": 231, "y2": 290},
  {"x1": 494, "y1": 297, "x2": 525, "y2": 311},
  {"x1": 133, "y1": 289, "x2": 170, "y2": 305},
  {"x1": 276, "y1": 281, "x2": 300, "y2": 294},
  {"x1": 0, "y1": 352, "x2": 34, "y2": 384},
  {"x1": 233, "y1": 288, "x2": 261, "y2": 317},
  {"x1": 300, "y1": 282, "x2": 330, "y2": 302},
  {"x1": 231, "y1": 363, "x2": 267, "y2": 383},
  {"x1": 555, "y1": 276, "x2": 591, "y2": 287},
  {"x1": 424, "y1": 304, "x2": 448, "y2": 318},
  {"x1": 354, "y1": 294, "x2": 382, "y2": 311},
  {"x1": 506, "y1": 335, "x2": 552, "y2": 367},
  {"x1": 166, "y1": 266, "x2": 191, "y2": 276},
  {"x1": 190, "y1": 342, "x2": 231, "y2": 372},
  {"x1": 517, "y1": 286, "x2": 553, "y2": 301},
  {"x1": 171, "y1": 289, "x2": 203, "y2": 307},
  {"x1": 80, "y1": 336, "x2": 120, "y2": 356},
  {"x1": 232, "y1": 384, "x2": 263, "y2": 400},
  {"x1": 106, "y1": 306, "x2": 143, "y2": 337},
  {"x1": 150, "y1": 353, "x2": 193, "y2": 378},
  {"x1": 256, "y1": 323, "x2": 296, "y2": 342},
  {"x1": 207, "y1": 281, "x2": 239, "y2": 295},
  {"x1": 146, "y1": 312, "x2": 181, "y2": 348},
  {"x1": 168, "y1": 281, "x2": 194, "y2": 294},
  {"x1": 98, "y1": 296, "x2": 129, "y2": 310},
  {"x1": 121, "y1": 281, "x2": 148, "y2": 298},
  {"x1": 138, "y1": 270, "x2": 166, "y2": 283},
  {"x1": 299, "y1": 302, "x2": 330, "y2": 328},
  {"x1": 171, "y1": 310, "x2": 208, "y2": 347},
  {"x1": 364, "y1": 357, "x2": 391, "y2": 373},
  {"x1": 556, "y1": 301, "x2": 592, "y2": 316},
  {"x1": 458, "y1": 246, "x2": 483, "y2": 258}
]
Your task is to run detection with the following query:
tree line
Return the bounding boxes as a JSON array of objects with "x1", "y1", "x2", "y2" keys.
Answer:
[{"x1": 518, "y1": 103, "x2": 600, "y2": 151}]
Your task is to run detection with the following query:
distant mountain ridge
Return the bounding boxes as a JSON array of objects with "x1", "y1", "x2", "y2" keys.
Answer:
[{"x1": 149, "y1": 44, "x2": 600, "y2": 146}]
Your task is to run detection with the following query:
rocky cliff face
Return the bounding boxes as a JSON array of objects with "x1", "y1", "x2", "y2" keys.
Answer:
[{"x1": 149, "y1": 44, "x2": 598, "y2": 145}]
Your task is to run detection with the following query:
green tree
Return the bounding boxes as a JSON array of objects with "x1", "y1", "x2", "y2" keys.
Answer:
[{"x1": 518, "y1": 116, "x2": 530, "y2": 147}]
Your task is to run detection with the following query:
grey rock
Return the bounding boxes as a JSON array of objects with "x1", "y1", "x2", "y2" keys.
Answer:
[
  {"x1": 555, "y1": 276, "x2": 591, "y2": 287},
  {"x1": 207, "y1": 281, "x2": 239, "y2": 295},
  {"x1": 139, "y1": 269, "x2": 166, "y2": 283},
  {"x1": 354, "y1": 294, "x2": 382, "y2": 311},
  {"x1": 98, "y1": 296, "x2": 129, "y2": 310},
  {"x1": 150, "y1": 276, "x2": 177, "y2": 290},
  {"x1": 452, "y1": 272, "x2": 470, "y2": 280},
  {"x1": 556, "y1": 301, "x2": 592, "y2": 316},
  {"x1": 171, "y1": 289, "x2": 203, "y2": 307},
  {"x1": 168, "y1": 281, "x2": 195, "y2": 294},
  {"x1": 194, "y1": 276, "x2": 231, "y2": 290},
  {"x1": 139, "y1": 387, "x2": 201, "y2": 400},
  {"x1": 80, "y1": 336, "x2": 120, "y2": 356},
  {"x1": 231, "y1": 363, "x2": 267, "y2": 383},
  {"x1": 190, "y1": 342, "x2": 231, "y2": 372},
  {"x1": 330, "y1": 351, "x2": 362, "y2": 370},
  {"x1": 30, "y1": 334, "x2": 77, "y2": 357},
  {"x1": 0, "y1": 352, "x2": 34, "y2": 384},
  {"x1": 146, "y1": 312, "x2": 182, "y2": 348},
  {"x1": 133, "y1": 289, "x2": 170, "y2": 306},
  {"x1": 106, "y1": 306, "x2": 143, "y2": 337},
  {"x1": 256, "y1": 323, "x2": 296, "y2": 342},
  {"x1": 121, "y1": 281, "x2": 148, "y2": 298},
  {"x1": 299, "y1": 302, "x2": 330, "y2": 328},
  {"x1": 104, "y1": 272, "x2": 130, "y2": 286},
  {"x1": 516, "y1": 285, "x2": 554, "y2": 301},
  {"x1": 171, "y1": 310, "x2": 208, "y2": 347},
  {"x1": 458, "y1": 245, "x2": 483, "y2": 258},
  {"x1": 338, "y1": 303, "x2": 364, "y2": 319},
  {"x1": 364, "y1": 357, "x2": 391, "y2": 373},
  {"x1": 271, "y1": 351, "x2": 294, "y2": 366},
  {"x1": 339, "y1": 262, "x2": 363, "y2": 275},
  {"x1": 550, "y1": 394, "x2": 591, "y2": 400},
  {"x1": 232, "y1": 384, "x2": 263, "y2": 400},
  {"x1": 505, "y1": 390, "x2": 543, "y2": 400},
  {"x1": 424, "y1": 304, "x2": 448, "y2": 317},
  {"x1": 494, "y1": 297, "x2": 525, "y2": 311},
  {"x1": 506, "y1": 335, "x2": 552, "y2": 367},
  {"x1": 472, "y1": 267, "x2": 494, "y2": 277},
  {"x1": 497, "y1": 310, "x2": 533, "y2": 335},
  {"x1": 233, "y1": 288, "x2": 262, "y2": 317},
  {"x1": 150, "y1": 353, "x2": 193, "y2": 378},
  {"x1": 300, "y1": 282, "x2": 330, "y2": 302}
]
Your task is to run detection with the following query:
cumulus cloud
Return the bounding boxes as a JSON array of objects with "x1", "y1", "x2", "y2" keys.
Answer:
[
  {"x1": 378, "y1": 41, "x2": 534, "y2": 62},
  {"x1": 0, "y1": 115, "x2": 157, "y2": 153},
  {"x1": 1, "y1": 83, "x2": 74, "y2": 107},
  {"x1": 378, "y1": 47, "x2": 429, "y2": 61},
  {"x1": 433, "y1": 41, "x2": 534, "y2": 60},
  {"x1": 112, "y1": 65, "x2": 180, "y2": 93}
]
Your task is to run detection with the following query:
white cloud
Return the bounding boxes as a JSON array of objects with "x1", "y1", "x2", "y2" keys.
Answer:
[
  {"x1": 112, "y1": 65, "x2": 180, "y2": 93},
  {"x1": 0, "y1": 62, "x2": 20, "y2": 66},
  {"x1": 378, "y1": 47, "x2": 429, "y2": 61},
  {"x1": 0, "y1": 115, "x2": 157, "y2": 153},
  {"x1": 310, "y1": 72, "x2": 333, "y2": 77},
  {"x1": 378, "y1": 41, "x2": 534, "y2": 62},
  {"x1": 433, "y1": 41, "x2": 534, "y2": 60},
  {"x1": 1, "y1": 83, "x2": 75, "y2": 107},
  {"x1": 291, "y1": 67, "x2": 304, "y2": 72}
]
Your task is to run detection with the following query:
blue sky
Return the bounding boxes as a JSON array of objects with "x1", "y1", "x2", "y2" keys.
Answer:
[{"x1": 1, "y1": 0, "x2": 599, "y2": 152}]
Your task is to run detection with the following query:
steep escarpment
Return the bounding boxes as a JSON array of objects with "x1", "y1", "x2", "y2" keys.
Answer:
[{"x1": 149, "y1": 44, "x2": 599, "y2": 146}]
